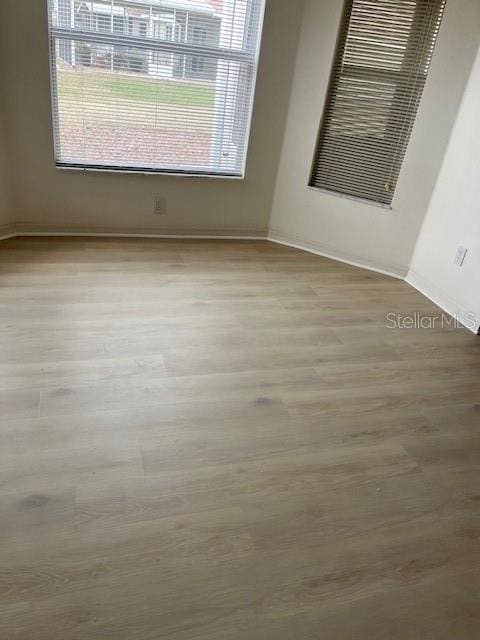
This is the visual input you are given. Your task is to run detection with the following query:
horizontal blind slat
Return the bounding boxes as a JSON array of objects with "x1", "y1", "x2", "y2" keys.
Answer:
[
  {"x1": 310, "y1": 0, "x2": 446, "y2": 205},
  {"x1": 48, "y1": 0, "x2": 265, "y2": 175}
]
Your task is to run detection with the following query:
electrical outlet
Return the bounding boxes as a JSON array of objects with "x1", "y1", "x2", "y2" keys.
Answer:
[
  {"x1": 454, "y1": 246, "x2": 468, "y2": 267},
  {"x1": 153, "y1": 197, "x2": 167, "y2": 215}
]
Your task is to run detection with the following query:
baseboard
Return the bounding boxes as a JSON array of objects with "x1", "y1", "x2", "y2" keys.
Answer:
[
  {"x1": 4, "y1": 223, "x2": 268, "y2": 241},
  {"x1": 268, "y1": 229, "x2": 407, "y2": 279},
  {"x1": 15, "y1": 232, "x2": 267, "y2": 240},
  {"x1": 4, "y1": 227, "x2": 477, "y2": 336},
  {"x1": 406, "y1": 269, "x2": 480, "y2": 335},
  {"x1": 6, "y1": 226, "x2": 405, "y2": 277},
  {"x1": 0, "y1": 224, "x2": 16, "y2": 241}
]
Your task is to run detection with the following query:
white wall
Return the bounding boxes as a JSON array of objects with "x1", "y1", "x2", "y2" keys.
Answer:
[
  {"x1": 0, "y1": 116, "x2": 13, "y2": 236},
  {"x1": 269, "y1": 0, "x2": 480, "y2": 277},
  {"x1": 0, "y1": 0, "x2": 305, "y2": 237},
  {"x1": 0, "y1": 1, "x2": 14, "y2": 236},
  {"x1": 407, "y1": 45, "x2": 480, "y2": 334}
]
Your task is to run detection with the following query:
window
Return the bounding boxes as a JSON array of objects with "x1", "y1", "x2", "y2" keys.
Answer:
[
  {"x1": 152, "y1": 18, "x2": 174, "y2": 66},
  {"x1": 113, "y1": 16, "x2": 127, "y2": 34},
  {"x1": 190, "y1": 25, "x2": 208, "y2": 74},
  {"x1": 96, "y1": 14, "x2": 111, "y2": 33},
  {"x1": 310, "y1": 0, "x2": 446, "y2": 206},
  {"x1": 48, "y1": 0, "x2": 265, "y2": 176}
]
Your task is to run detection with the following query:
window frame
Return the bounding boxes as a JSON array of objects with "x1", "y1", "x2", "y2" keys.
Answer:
[
  {"x1": 308, "y1": 0, "x2": 446, "y2": 208},
  {"x1": 47, "y1": 0, "x2": 266, "y2": 179}
]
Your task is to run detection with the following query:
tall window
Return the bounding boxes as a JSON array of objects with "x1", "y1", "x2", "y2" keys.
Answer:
[
  {"x1": 48, "y1": 0, "x2": 265, "y2": 176},
  {"x1": 310, "y1": 0, "x2": 446, "y2": 206}
]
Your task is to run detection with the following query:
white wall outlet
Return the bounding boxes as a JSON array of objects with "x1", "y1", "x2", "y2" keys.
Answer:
[
  {"x1": 454, "y1": 246, "x2": 468, "y2": 267},
  {"x1": 153, "y1": 196, "x2": 167, "y2": 215}
]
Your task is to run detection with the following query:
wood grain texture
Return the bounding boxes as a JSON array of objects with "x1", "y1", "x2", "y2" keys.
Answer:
[{"x1": 1, "y1": 236, "x2": 479, "y2": 640}]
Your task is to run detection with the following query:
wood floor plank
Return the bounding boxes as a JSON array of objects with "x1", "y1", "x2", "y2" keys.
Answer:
[{"x1": 0, "y1": 237, "x2": 479, "y2": 639}]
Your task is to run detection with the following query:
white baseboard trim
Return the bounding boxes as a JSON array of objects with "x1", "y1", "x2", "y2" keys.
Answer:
[
  {"x1": 0, "y1": 225, "x2": 16, "y2": 241},
  {"x1": 406, "y1": 270, "x2": 480, "y2": 335},
  {"x1": 3, "y1": 227, "x2": 477, "y2": 336},
  {"x1": 5, "y1": 227, "x2": 406, "y2": 278},
  {"x1": 2, "y1": 225, "x2": 268, "y2": 241},
  {"x1": 268, "y1": 230, "x2": 407, "y2": 279},
  {"x1": 15, "y1": 232, "x2": 267, "y2": 241}
]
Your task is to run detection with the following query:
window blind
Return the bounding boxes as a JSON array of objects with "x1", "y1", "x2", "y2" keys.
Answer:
[
  {"x1": 310, "y1": 0, "x2": 446, "y2": 206},
  {"x1": 47, "y1": 0, "x2": 265, "y2": 176}
]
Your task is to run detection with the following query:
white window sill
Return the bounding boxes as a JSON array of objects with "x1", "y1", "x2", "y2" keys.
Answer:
[{"x1": 55, "y1": 164, "x2": 245, "y2": 179}]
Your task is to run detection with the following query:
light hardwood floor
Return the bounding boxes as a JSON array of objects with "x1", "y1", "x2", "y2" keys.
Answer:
[{"x1": 1, "y1": 237, "x2": 479, "y2": 640}]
